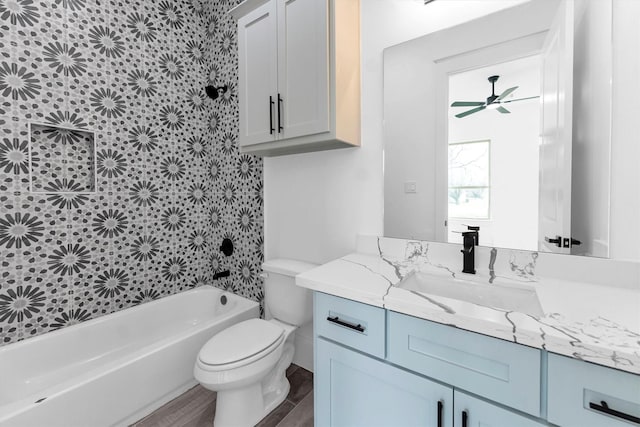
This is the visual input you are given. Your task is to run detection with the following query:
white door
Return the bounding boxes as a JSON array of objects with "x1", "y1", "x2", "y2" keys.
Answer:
[
  {"x1": 538, "y1": 0, "x2": 574, "y2": 254},
  {"x1": 277, "y1": 0, "x2": 330, "y2": 140},
  {"x1": 237, "y1": 1, "x2": 279, "y2": 147}
]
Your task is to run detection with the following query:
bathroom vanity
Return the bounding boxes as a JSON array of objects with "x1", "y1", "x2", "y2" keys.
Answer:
[{"x1": 297, "y1": 236, "x2": 640, "y2": 427}]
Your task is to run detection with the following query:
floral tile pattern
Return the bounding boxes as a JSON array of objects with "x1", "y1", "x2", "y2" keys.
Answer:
[{"x1": 0, "y1": 0, "x2": 264, "y2": 345}]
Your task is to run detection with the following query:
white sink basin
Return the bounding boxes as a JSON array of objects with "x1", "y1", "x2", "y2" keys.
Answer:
[{"x1": 397, "y1": 270, "x2": 544, "y2": 318}]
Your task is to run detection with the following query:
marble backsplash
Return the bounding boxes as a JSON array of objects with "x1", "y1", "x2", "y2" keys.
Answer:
[{"x1": 356, "y1": 235, "x2": 640, "y2": 291}]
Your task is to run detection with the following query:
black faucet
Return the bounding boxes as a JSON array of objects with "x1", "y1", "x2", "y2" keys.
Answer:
[{"x1": 460, "y1": 227, "x2": 479, "y2": 274}]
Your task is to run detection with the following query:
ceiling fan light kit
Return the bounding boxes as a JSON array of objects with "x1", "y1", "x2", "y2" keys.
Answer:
[{"x1": 451, "y1": 75, "x2": 536, "y2": 118}]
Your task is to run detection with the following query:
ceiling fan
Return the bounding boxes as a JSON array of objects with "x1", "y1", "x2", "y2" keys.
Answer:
[{"x1": 450, "y1": 75, "x2": 537, "y2": 118}]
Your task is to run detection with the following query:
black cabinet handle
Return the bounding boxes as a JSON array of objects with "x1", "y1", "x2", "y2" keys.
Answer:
[
  {"x1": 437, "y1": 401, "x2": 443, "y2": 427},
  {"x1": 277, "y1": 93, "x2": 283, "y2": 133},
  {"x1": 545, "y1": 235, "x2": 562, "y2": 247},
  {"x1": 326, "y1": 316, "x2": 365, "y2": 333},
  {"x1": 269, "y1": 96, "x2": 275, "y2": 134},
  {"x1": 462, "y1": 410, "x2": 468, "y2": 427},
  {"x1": 589, "y1": 401, "x2": 640, "y2": 424}
]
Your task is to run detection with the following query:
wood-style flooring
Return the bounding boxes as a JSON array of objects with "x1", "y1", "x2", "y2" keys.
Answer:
[{"x1": 131, "y1": 364, "x2": 313, "y2": 427}]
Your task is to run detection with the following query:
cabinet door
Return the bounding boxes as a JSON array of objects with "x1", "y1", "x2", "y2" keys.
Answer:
[
  {"x1": 237, "y1": 1, "x2": 278, "y2": 146},
  {"x1": 454, "y1": 391, "x2": 546, "y2": 427},
  {"x1": 277, "y1": 0, "x2": 330, "y2": 140},
  {"x1": 316, "y1": 338, "x2": 453, "y2": 427}
]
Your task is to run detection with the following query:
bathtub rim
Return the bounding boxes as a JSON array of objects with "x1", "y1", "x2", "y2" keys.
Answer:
[{"x1": 0, "y1": 285, "x2": 254, "y2": 354}]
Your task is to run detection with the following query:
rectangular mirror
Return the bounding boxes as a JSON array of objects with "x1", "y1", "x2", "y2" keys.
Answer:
[{"x1": 383, "y1": 0, "x2": 617, "y2": 257}]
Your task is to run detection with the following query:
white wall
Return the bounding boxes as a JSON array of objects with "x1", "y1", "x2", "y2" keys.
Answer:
[{"x1": 265, "y1": 0, "x2": 530, "y2": 263}]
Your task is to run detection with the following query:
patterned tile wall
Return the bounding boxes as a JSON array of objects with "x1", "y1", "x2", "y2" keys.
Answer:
[{"x1": 0, "y1": 0, "x2": 264, "y2": 346}]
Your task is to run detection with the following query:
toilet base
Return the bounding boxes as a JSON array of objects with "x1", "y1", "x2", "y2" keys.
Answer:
[{"x1": 213, "y1": 342, "x2": 295, "y2": 427}]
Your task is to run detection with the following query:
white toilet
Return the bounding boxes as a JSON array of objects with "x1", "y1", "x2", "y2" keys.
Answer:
[{"x1": 194, "y1": 259, "x2": 317, "y2": 427}]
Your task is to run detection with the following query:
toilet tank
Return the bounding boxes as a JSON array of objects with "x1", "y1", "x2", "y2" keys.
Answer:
[{"x1": 262, "y1": 259, "x2": 318, "y2": 326}]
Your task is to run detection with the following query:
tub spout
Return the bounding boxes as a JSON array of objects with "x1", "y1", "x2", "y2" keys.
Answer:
[{"x1": 213, "y1": 270, "x2": 230, "y2": 280}]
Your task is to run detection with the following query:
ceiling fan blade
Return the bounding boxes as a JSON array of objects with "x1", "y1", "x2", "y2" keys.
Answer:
[
  {"x1": 503, "y1": 95, "x2": 540, "y2": 104},
  {"x1": 451, "y1": 101, "x2": 485, "y2": 107},
  {"x1": 496, "y1": 86, "x2": 519, "y2": 100},
  {"x1": 496, "y1": 106, "x2": 510, "y2": 114},
  {"x1": 455, "y1": 106, "x2": 485, "y2": 118}
]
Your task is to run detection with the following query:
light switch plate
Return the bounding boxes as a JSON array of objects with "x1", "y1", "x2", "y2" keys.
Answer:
[{"x1": 404, "y1": 181, "x2": 417, "y2": 193}]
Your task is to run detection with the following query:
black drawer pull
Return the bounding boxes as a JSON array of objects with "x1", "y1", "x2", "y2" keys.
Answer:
[
  {"x1": 589, "y1": 401, "x2": 640, "y2": 424},
  {"x1": 437, "y1": 400, "x2": 443, "y2": 427},
  {"x1": 462, "y1": 410, "x2": 468, "y2": 427},
  {"x1": 326, "y1": 316, "x2": 365, "y2": 333}
]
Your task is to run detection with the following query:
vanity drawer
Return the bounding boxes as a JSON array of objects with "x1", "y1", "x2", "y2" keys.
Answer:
[
  {"x1": 314, "y1": 292, "x2": 386, "y2": 358},
  {"x1": 387, "y1": 311, "x2": 541, "y2": 417},
  {"x1": 547, "y1": 353, "x2": 640, "y2": 426}
]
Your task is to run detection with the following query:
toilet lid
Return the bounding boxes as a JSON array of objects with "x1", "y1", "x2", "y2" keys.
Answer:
[{"x1": 198, "y1": 319, "x2": 284, "y2": 366}]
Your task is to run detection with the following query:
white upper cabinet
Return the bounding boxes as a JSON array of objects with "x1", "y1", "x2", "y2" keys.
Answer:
[{"x1": 231, "y1": 0, "x2": 360, "y2": 157}]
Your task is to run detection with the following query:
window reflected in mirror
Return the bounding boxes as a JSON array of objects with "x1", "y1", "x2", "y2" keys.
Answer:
[{"x1": 448, "y1": 140, "x2": 490, "y2": 220}]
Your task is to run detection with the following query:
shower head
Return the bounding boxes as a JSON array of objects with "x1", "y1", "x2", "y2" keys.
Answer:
[{"x1": 205, "y1": 85, "x2": 228, "y2": 100}]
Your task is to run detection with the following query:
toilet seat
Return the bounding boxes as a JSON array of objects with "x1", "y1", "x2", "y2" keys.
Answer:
[{"x1": 198, "y1": 319, "x2": 284, "y2": 371}]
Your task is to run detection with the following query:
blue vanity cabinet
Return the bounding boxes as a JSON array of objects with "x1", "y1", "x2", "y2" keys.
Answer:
[
  {"x1": 547, "y1": 353, "x2": 640, "y2": 426},
  {"x1": 316, "y1": 338, "x2": 454, "y2": 427},
  {"x1": 314, "y1": 291, "x2": 639, "y2": 427}
]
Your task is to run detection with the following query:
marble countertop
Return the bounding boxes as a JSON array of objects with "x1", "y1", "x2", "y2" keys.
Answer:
[{"x1": 296, "y1": 237, "x2": 640, "y2": 375}]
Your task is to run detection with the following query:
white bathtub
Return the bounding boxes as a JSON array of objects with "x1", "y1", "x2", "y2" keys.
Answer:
[{"x1": 0, "y1": 286, "x2": 259, "y2": 427}]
